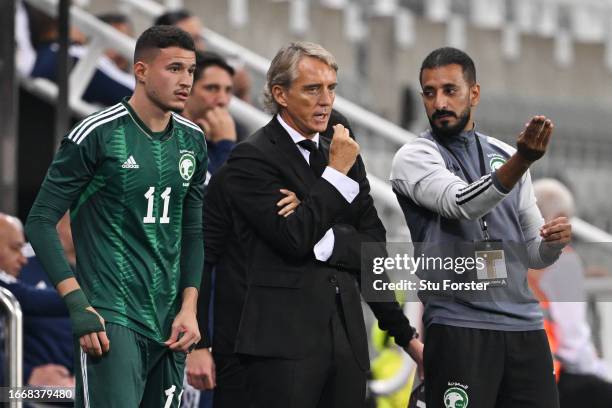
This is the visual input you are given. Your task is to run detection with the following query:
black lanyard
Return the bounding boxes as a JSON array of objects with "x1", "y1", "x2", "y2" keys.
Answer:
[{"x1": 436, "y1": 133, "x2": 491, "y2": 240}]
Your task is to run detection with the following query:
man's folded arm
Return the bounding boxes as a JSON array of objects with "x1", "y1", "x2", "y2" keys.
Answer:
[{"x1": 226, "y1": 143, "x2": 351, "y2": 258}]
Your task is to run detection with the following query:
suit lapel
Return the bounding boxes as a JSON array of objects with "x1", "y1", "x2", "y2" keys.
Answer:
[{"x1": 264, "y1": 117, "x2": 316, "y2": 188}]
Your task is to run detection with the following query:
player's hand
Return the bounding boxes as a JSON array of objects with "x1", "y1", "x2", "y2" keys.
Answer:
[
  {"x1": 329, "y1": 124, "x2": 359, "y2": 175},
  {"x1": 516, "y1": 116, "x2": 554, "y2": 163},
  {"x1": 186, "y1": 348, "x2": 216, "y2": 390},
  {"x1": 204, "y1": 107, "x2": 237, "y2": 143},
  {"x1": 277, "y1": 189, "x2": 301, "y2": 217},
  {"x1": 540, "y1": 216, "x2": 571, "y2": 248},
  {"x1": 404, "y1": 338, "x2": 425, "y2": 381},
  {"x1": 165, "y1": 309, "x2": 201, "y2": 352},
  {"x1": 79, "y1": 307, "x2": 110, "y2": 357}
]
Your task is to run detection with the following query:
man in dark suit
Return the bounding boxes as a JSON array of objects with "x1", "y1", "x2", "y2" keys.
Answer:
[
  {"x1": 221, "y1": 41, "x2": 424, "y2": 407},
  {"x1": 186, "y1": 111, "x2": 358, "y2": 407}
]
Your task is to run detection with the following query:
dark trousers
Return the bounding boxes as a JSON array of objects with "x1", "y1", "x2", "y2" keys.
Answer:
[
  {"x1": 212, "y1": 353, "x2": 249, "y2": 408},
  {"x1": 424, "y1": 324, "x2": 559, "y2": 408},
  {"x1": 241, "y1": 296, "x2": 367, "y2": 408},
  {"x1": 558, "y1": 371, "x2": 612, "y2": 408}
]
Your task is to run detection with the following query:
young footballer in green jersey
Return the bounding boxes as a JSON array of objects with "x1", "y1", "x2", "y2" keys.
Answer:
[{"x1": 25, "y1": 25, "x2": 207, "y2": 407}]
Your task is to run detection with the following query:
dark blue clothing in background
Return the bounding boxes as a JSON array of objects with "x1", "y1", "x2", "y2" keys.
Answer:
[
  {"x1": 31, "y1": 43, "x2": 133, "y2": 107},
  {"x1": 0, "y1": 256, "x2": 73, "y2": 384},
  {"x1": 206, "y1": 140, "x2": 235, "y2": 176}
]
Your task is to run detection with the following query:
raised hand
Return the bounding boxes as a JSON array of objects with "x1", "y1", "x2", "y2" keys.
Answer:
[
  {"x1": 516, "y1": 116, "x2": 554, "y2": 163},
  {"x1": 328, "y1": 124, "x2": 359, "y2": 175}
]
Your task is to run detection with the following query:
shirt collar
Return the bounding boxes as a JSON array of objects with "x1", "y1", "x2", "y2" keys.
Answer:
[
  {"x1": 429, "y1": 123, "x2": 477, "y2": 146},
  {"x1": 277, "y1": 114, "x2": 320, "y2": 147},
  {"x1": 0, "y1": 270, "x2": 17, "y2": 284}
]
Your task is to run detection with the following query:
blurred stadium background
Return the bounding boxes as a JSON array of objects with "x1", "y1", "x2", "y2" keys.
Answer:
[{"x1": 2, "y1": 0, "x2": 612, "y2": 404}]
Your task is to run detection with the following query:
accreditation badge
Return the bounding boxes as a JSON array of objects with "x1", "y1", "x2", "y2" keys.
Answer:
[{"x1": 475, "y1": 240, "x2": 507, "y2": 287}]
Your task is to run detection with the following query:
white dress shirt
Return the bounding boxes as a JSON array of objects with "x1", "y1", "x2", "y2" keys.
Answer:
[{"x1": 277, "y1": 115, "x2": 359, "y2": 261}]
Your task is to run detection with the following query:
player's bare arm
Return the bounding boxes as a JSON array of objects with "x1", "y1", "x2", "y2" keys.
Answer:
[{"x1": 165, "y1": 287, "x2": 201, "y2": 352}]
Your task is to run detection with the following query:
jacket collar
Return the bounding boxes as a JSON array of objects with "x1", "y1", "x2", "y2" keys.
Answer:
[{"x1": 262, "y1": 116, "x2": 320, "y2": 187}]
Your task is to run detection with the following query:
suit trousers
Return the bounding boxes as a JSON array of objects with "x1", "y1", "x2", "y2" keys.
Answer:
[
  {"x1": 242, "y1": 295, "x2": 367, "y2": 408},
  {"x1": 213, "y1": 353, "x2": 249, "y2": 408}
]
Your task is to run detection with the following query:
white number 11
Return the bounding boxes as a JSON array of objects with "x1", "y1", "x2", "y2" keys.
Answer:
[
  {"x1": 163, "y1": 385, "x2": 183, "y2": 408},
  {"x1": 143, "y1": 186, "x2": 172, "y2": 224}
]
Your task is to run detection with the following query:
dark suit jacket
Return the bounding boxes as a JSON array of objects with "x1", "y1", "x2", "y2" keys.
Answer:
[
  {"x1": 224, "y1": 116, "x2": 414, "y2": 369},
  {"x1": 196, "y1": 110, "x2": 364, "y2": 354},
  {"x1": 197, "y1": 164, "x2": 249, "y2": 354}
]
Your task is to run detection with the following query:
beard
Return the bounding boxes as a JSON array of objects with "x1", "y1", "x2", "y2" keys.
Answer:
[
  {"x1": 148, "y1": 88, "x2": 185, "y2": 114},
  {"x1": 428, "y1": 106, "x2": 471, "y2": 139}
]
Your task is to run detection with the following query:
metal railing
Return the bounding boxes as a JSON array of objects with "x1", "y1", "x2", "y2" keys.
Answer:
[{"x1": 0, "y1": 287, "x2": 23, "y2": 408}]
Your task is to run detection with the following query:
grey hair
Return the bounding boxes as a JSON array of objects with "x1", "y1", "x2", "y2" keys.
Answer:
[
  {"x1": 533, "y1": 178, "x2": 575, "y2": 221},
  {"x1": 263, "y1": 41, "x2": 338, "y2": 114}
]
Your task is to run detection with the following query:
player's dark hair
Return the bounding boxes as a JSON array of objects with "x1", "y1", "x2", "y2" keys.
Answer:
[
  {"x1": 194, "y1": 51, "x2": 235, "y2": 82},
  {"x1": 134, "y1": 25, "x2": 195, "y2": 62},
  {"x1": 154, "y1": 9, "x2": 192, "y2": 26},
  {"x1": 420, "y1": 47, "x2": 476, "y2": 85},
  {"x1": 97, "y1": 12, "x2": 130, "y2": 26}
]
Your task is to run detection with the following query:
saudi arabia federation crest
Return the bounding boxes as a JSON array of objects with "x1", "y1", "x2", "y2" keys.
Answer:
[
  {"x1": 444, "y1": 387, "x2": 469, "y2": 408},
  {"x1": 489, "y1": 155, "x2": 506, "y2": 171},
  {"x1": 179, "y1": 153, "x2": 196, "y2": 181}
]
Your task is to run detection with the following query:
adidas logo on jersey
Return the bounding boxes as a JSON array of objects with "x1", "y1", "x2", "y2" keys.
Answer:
[{"x1": 122, "y1": 155, "x2": 140, "y2": 169}]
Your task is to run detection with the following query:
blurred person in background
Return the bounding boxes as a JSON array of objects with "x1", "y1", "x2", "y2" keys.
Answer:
[
  {"x1": 97, "y1": 12, "x2": 134, "y2": 73},
  {"x1": 155, "y1": 9, "x2": 205, "y2": 51},
  {"x1": 530, "y1": 178, "x2": 612, "y2": 408},
  {"x1": 155, "y1": 10, "x2": 253, "y2": 141},
  {"x1": 15, "y1": 0, "x2": 37, "y2": 77},
  {"x1": 27, "y1": 4, "x2": 134, "y2": 107},
  {"x1": 182, "y1": 51, "x2": 237, "y2": 175},
  {"x1": 230, "y1": 60, "x2": 253, "y2": 105},
  {"x1": 26, "y1": 3, "x2": 87, "y2": 50},
  {"x1": 0, "y1": 213, "x2": 74, "y2": 387}
]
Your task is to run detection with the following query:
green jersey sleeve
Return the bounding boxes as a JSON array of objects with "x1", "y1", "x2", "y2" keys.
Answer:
[
  {"x1": 179, "y1": 138, "x2": 208, "y2": 291},
  {"x1": 25, "y1": 136, "x2": 99, "y2": 286}
]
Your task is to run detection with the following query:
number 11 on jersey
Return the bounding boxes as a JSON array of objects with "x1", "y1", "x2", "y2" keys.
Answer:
[{"x1": 143, "y1": 186, "x2": 172, "y2": 224}]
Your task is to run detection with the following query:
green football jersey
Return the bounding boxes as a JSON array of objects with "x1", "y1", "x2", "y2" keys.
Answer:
[{"x1": 29, "y1": 99, "x2": 207, "y2": 342}]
